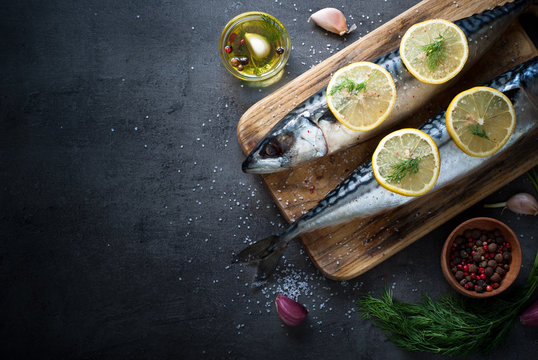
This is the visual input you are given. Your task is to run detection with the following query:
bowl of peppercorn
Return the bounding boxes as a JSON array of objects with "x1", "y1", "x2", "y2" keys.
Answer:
[{"x1": 441, "y1": 217, "x2": 522, "y2": 298}]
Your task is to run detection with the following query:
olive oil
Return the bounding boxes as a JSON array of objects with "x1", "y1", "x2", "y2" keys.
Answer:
[{"x1": 220, "y1": 12, "x2": 290, "y2": 84}]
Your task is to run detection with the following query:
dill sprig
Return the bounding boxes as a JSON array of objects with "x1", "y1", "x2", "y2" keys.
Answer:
[
  {"x1": 386, "y1": 157, "x2": 421, "y2": 184},
  {"x1": 468, "y1": 124, "x2": 491, "y2": 140},
  {"x1": 356, "y1": 250, "x2": 538, "y2": 356},
  {"x1": 259, "y1": 14, "x2": 281, "y2": 43},
  {"x1": 421, "y1": 35, "x2": 447, "y2": 72},
  {"x1": 329, "y1": 72, "x2": 376, "y2": 96}
]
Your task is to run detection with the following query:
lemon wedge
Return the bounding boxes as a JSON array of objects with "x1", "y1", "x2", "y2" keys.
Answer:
[
  {"x1": 446, "y1": 86, "x2": 516, "y2": 157},
  {"x1": 372, "y1": 128, "x2": 440, "y2": 196},
  {"x1": 326, "y1": 62, "x2": 397, "y2": 131}
]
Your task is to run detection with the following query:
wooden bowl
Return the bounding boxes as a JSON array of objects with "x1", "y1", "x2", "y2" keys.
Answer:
[{"x1": 441, "y1": 217, "x2": 522, "y2": 298}]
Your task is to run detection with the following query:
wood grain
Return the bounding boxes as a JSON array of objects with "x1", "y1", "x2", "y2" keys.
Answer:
[{"x1": 237, "y1": 0, "x2": 538, "y2": 280}]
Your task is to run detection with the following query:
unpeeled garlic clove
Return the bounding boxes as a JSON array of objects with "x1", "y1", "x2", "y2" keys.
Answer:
[
  {"x1": 506, "y1": 193, "x2": 538, "y2": 215},
  {"x1": 484, "y1": 193, "x2": 538, "y2": 216},
  {"x1": 275, "y1": 294, "x2": 308, "y2": 326},
  {"x1": 308, "y1": 8, "x2": 356, "y2": 36},
  {"x1": 520, "y1": 300, "x2": 538, "y2": 327}
]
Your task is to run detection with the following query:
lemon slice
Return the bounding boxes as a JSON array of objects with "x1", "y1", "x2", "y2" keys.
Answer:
[
  {"x1": 244, "y1": 33, "x2": 271, "y2": 59},
  {"x1": 326, "y1": 62, "x2": 397, "y2": 131},
  {"x1": 400, "y1": 19, "x2": 468, "y2": 84},
  {"x1": 372, "y1": 128, "x2": 440, "y2": 196},
  {"x1": 446, "y1": 86, "x2": 516, "y2": 157}
]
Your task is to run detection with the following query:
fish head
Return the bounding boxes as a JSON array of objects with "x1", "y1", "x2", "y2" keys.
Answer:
[{"x1": 242, "y1": 116, "x2": 327, "y2": 174}]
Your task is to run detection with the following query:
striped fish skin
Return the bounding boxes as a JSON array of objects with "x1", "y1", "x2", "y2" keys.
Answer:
[
  {"x1": 242, "y1": 0, "x2": 532, "y2": 174},
  {"x1": 234, "y1": 57, "x2": 538, "y2": 280}
]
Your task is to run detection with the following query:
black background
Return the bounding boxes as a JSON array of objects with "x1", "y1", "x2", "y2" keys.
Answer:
[{"x1": 1, "y1": 0, "x2": 537, "y2": 359}]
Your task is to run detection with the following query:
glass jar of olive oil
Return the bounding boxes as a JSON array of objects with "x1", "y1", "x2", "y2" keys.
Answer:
[{"x1": 219, "y1": 12, "x2": 290, "y2": 86}]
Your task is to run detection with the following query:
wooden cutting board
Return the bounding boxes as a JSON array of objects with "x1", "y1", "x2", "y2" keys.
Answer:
[{"x1": 237, "y1": 0, "x2": 538, "y2": 280}]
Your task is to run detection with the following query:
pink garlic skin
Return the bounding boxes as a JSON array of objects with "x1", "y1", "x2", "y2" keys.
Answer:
[
  {"x1": 506, "y1": 193, "x2": 538, "y2": 216},
  {"x1": 520, "y1": 300, "x2": 538, "y2": 327},
  {"x1": 275, "y1": 294, "x2": 308, "y2": 326},
  {"x1": 308, "y1": 8, "x2": 356, "y2": 36}
]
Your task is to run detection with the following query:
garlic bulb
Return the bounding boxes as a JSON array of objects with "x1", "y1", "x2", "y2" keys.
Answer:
[
  {"x1": 308, "y1": 8, "x2": 357, "y2": 36},
  {"x1": 275, "y1": 294, "x2": 308, "y2": 326}
]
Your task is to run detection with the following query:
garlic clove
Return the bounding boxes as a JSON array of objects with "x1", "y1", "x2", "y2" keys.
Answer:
[
  {"x1": 520, "y1": 300, "x2": 538, "y2": 327},
  {"x1": 484, "y1": 193, "x2": 538, "y2": 216},
  {"x1": 275, "y1": 294, "x2": 308, "y2": 326},
  {"x1": 308, "y1": 8, "x2": 356, "y2": 36},
  {"x1": 506, "y1": 193, "x2": 538, "y2": 216},
  {"x1": 244, "y1": 33, "x2": 271, "y2": 60}
]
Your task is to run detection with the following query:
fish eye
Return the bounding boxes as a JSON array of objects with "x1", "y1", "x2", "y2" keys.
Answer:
[{"x1": 260, "y1": 141, "x2": 282, "y2": 158}]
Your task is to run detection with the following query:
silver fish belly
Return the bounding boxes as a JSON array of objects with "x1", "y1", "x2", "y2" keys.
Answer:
[
  {"x1": 233, "y1": 57, "x2": 538, "y2": 280},
  {"x1": 242, "y1": 0, "x2": 532, "y2": 174}
]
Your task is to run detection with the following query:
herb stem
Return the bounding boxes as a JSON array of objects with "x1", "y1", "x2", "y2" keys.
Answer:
[{"x1": 527, "y1": 167, "x2": 538, "y2": 194}]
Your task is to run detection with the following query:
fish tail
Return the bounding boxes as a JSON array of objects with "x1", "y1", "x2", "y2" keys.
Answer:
[{"x1": 232, "y1": 235, "x2": 289, "y2": 281}]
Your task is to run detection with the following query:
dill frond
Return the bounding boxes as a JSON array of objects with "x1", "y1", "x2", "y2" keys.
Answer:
[
  {"x1": 421, "y1": 35, "x2": 447, "y2": 72},
  {"x1": 386, "y1": 157, "x2": 421, "y2": 184},
  {"x1": 356, "y1": 251, "x2": 538, "y2": 355}
]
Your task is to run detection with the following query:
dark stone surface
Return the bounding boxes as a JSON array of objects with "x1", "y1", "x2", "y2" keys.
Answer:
[{"x1": 1, "y1": 0, "x2": 537, "y2": 359}]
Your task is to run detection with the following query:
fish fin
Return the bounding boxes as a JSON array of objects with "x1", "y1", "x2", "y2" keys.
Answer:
[{"x1": 232, "y1": 235, "x2": 288, "y2": 281}]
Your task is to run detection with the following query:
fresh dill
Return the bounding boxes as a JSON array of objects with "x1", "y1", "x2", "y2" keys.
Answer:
[
  {"x1": 259, "y1": 15, "x2": 281, "y2": 43},
  {"x1": 468, "y1": 124, "x2": 491, "y2": 140},
  {"x1": 386, "y1": 157, "x2": 421, "y2": 184},
  {"x1": 421, "y1": 35, "x2": 447, "y2": 72},
  {"x1": 356, "y1": 251, "x2": 538, "y2": 356},
  {"x1": 330, "y1": 72, "x2": 376, "y2": 96}
]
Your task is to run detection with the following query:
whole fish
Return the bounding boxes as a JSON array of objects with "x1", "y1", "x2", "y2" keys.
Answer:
[
  {"x1": 233, "y1": 57, "x2": 538, "y2": 280},
  {"x1": 242, "y1": 0, "x2": 532, "y2": 174}
]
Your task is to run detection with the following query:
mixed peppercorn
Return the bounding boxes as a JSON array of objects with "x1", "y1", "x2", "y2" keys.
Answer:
[
  {"x1": 449, "y1": 228, "x2": 512, "y2": 293},
  {"x1": 224, "y1": 36, "x2": 285, "y2": 72}
]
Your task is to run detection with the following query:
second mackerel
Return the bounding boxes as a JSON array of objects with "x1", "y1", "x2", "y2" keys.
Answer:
[
  {"x1": 233, "y1": 57, "x2": 538, "y2": 280},
  {"x1": 242, "y1": 0, "x2": 532, "y2": 174}
]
